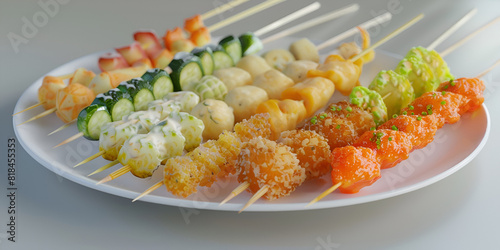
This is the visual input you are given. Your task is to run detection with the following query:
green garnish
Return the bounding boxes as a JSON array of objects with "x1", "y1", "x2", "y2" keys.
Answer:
[{"x1": 391, "y1": 125, "x2": 398, "y2": 131}]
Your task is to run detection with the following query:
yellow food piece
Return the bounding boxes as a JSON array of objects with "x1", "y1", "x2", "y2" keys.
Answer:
[
  {"x1": 307, "y1": 55, "x2": 361, "y2": 96},
  {"x1": 256, "y1": 99, "x2": 307, "y2": 140},
  {"x1": 55, "y1": 83, "x2": 95, "y2": 123},
  {"x1": 38, "y1": 76, "x2": 66, "y2": 110},
  {"x1": 252, "y1": 69, "x2": 294, "y2": 99},
  {"x1": 281, "y1": 77, "x2": 335, "y2": 117}
]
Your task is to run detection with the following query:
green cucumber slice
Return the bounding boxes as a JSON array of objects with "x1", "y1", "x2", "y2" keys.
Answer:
[
  {"x1": 141, "y1": 68, "x2": 173, "y2": 100},
  {"x1": 169, "y1": 52, "x2": 204, "y2": 91},
  {"x1": 239, "y1": 32, "x2": 263, "y2": 56},
  {"x1": 192, "y1": 46, "x2": 215, "y2": 76},
  {"x1": 219, "y1": 35, "x2": 242, "y2": 65},
  {"x1": 77, "y1": 104, "x2": 112, "y2": 140}
]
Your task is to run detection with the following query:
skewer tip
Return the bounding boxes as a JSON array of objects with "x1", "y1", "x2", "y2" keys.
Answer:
[
  {"x1": 306, "y1": 182, "x2": 342, "y2": 207},
  {"x1": 132, "y1": 181, "x2": 164, "y2": 202},
  {"x1": 238, "y1": 185, "x2": 269, "y2": 213}
]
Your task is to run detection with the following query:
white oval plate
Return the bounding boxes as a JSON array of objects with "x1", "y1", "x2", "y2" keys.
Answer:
[{"x1": 13, "y1": 42, "x2": 490, "y2": 212}]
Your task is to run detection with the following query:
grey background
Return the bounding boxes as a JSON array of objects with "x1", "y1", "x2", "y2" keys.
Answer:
[{"x1": 1, "y1": 0, "x2": 500, "y2": 249}]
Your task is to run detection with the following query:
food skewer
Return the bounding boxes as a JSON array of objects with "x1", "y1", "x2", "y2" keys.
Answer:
[
  {"x1": 92, "y1": 11, "x2": 377, "y2": 183},
  {"x1": 133, "y1": 14, "x2": 423, "y2": 206},
  {"x1": 222, "y1": 9, "x2": 485, "y2": 211},
  {"x1": 52, "y1": 3, "x2": 364, "y2": 149},
  {"x1": 12, "y1": 0, "x2": 250, "y2": 118},
  {"x1": 45, "y1": 1, "x2": 324, "y2": 136},
  {"x1": 307, "y1": 66, "x2": 495, "y2": 206},
  {"x1": 233, "y1": 14, "x2": 427, "y2": 212},
  {"x1": 306, "y1": 17, "x2": 500, "y2": 206},
  {"x1": 15, "y1": 0, "x2": 289, "y2": 126}
]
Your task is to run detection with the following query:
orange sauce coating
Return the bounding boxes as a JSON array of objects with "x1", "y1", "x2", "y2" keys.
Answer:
[
  {"x1": 302, "y1": 101, "x2": 375, "y2": 149},
  {"x1": 378, "y1": 114, "x2": 439, "y2": 149},
  {"x1": 401, "y1": 91, "x2": 467, "y2": 128},
  {"x1": 437, "y1": 77, "x2": 485, "y2": 113},
  {"x1": 331, "y1": 146, "x2": 381, "y2": 194},
  {"x1": 353, "y1": 129, "x2": 412, "y2": 169}
]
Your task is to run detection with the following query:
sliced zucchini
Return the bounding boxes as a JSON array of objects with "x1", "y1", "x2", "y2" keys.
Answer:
[
  {"x1": 141, "y1": 68, "x2": 173, "y2": 100},
  {"x1": 239, "y1": 32, "x2": 263, "y2": 56},
  {"x1": 219, "y1": 35, "x2": 242, "y2": 65},
  {"x1": 121, "y1": 78, "x2": 155, "y2": 111},
  {"x1": 92, "y1": 89, "x2": 135, "y2": 121},
  {"x1": 77, "y1": 104, "x2": 112, "y2": 140},
  {"x1": 192, "y1": 46, "x2": 215, "y2": 76},
  {"x1": 169, "y1": 52, "x2": 204, "y2": 91},
  {"x1": 209, "y1": 45, "x2": 234, "y2": 71}
]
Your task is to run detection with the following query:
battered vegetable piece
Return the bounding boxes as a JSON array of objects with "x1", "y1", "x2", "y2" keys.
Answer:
[
  {"x1": 378, "y1": 114, "x2": 438, "y2": 149},
  {"x1": 236, "y1": 137, "x2": 306, "y2": 200},
  {"x1": 56, "y1": 83, "x2": 96, "y2": 123},
  {"x1": 164, "y1": 130, "x2": 242, "y2": 198},
  {"x1": 236, "y1": 54, "x2": 272, "y2": 79},
  {"x1": 307, "y1": 55, "x2": 361, "y2": 96},
  {"x1": 401, "y1": 91, "x2": 468, "y2": 128},
  {"x1": 282, "y1": 60, "x2": 318, "y2": 83},
  {"x1": 353, "y1": 129, "x2": 413, "y2": 169},
  {"x1": 302, "y1": 101, "x2": 375, "y2": 149},
  {"x1": 233, "y1": 113, "x2": 272, "y2": 142},
  {"x1": 262, "y1": 49, "x2": 295, "y2": 71},
  {"x1": 225, "y1": 85, "x2": 269, "y2": 122},
  {"x1": 164, "y1": 91, "x2": 200, "y2": 113},
  {"x1": 168, "y1": 111, "x2": 205, "y2": 151},
  {"x1": 118, "y1": 120, "x2": 185, "y2": 178},
  {"x1": 369, "y1": 70, "x2": 414, "y2": 118},
  {"x1": 213, "y1": 67, "x2": 252, "y2": 91},
  {"x1": 349, "y1": 86, "x2": 388, "y2": 126},
  {"x1": 278, "y1": 130, "x2": 331, "y2": 179},
  {"x1": 191, "y1": 99, "x2": 234, "y2": 140},
  {"x1": 437, "y1": 77, "x2": 485, "y2": 113},
  {"x1": 38, "y1": 76, "x2": 66, "y2": 110},
  {"x1": 189, "y1": 75, "x2": 228, "y2": 101},
  {"x1": 289, "y1": 38, "x2": 319, "y2": 63},
  {"x1": 99, "y1": 120, "x2": 146, "y2": 161},
  {"x1": 397, "y1": 47, "x2": 453, "y2": 97},
  {"x1": 252, "y1": 69, "x2": 294, "y2": 99},
  {"x1": 256, "y1": 99, "x2": 307, "y2": 139},
  {"x1": 281, "y1": 77, "x2": 335, "y2": 117},
  {"x1": 330, "y1": 146, "x2": 381, "y2": 194}
]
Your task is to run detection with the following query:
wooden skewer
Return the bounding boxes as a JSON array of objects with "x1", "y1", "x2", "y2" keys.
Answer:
[
  {"x1": 53, "y1": 132, "x2": 83, "y2": 149},
  {"x1": 208, "y1": 0, "x2": 286, "y2": 32},
  {"x1": 16, "y1": 107, "x2": 56, "y2": 126},
  {"x1": 96, "y1": 165, "x2": 132, "y2": 185},
  {"x1": 440, "y1": 16, "x2": 500, "y2": 57},
  {"x1": 132, "y1": 181, "x2": 163, "y2": 202},
  {"x1": 88, "y1": 160, "x2": 119, "y2": 176},
  {"x1": 74, "y1": 151, "x2": 105, "y2": 168},
  {"x1": 350, "y1": 14, "x2": 425, "y2": 62},
  {"x1": 316, "y1": 12, "x2": 392, "y2": 51},
  {"x1": 12, "y1": 101, "x2": 46, "y2": 116},
  {"x1": 219, "y1": 182, "x2": 250, "y2": 206},
  {"x1": 476, "y1": 59, "x2": 500, "y2": 78},
  {"x1": 200, "y1": 0, "x2": 250, "y2": 20},
  {"x1": 253, "y1": 2, "x2": 321, "y2": 37},
  {"x1": 306, "y1": 182, "x2": 342, "y2": 207},
  {"x1": 426, "y1": 8, "x2": 477, "y2": 51},
  {"x1": 382, "y1": 92, "x2": 391, "y2": 100},
  {"x1": 48, "y1": 119, "x2": 75, "y2": 136},
  {"x1": 239, "y1": 185, "x2": 269, "y2": 213},
  {"x1": 261, "y1": 3, "x2": 360, "y2": 44}
]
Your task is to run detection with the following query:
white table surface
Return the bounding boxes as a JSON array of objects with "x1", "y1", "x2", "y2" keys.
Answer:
[{"x1": 1, "y1": 0, "x2": 500, "y2": 249}]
